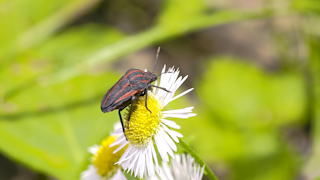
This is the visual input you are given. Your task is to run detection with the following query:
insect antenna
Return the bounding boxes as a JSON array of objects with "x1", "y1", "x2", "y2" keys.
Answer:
[
  {"x1": 152, "y1": 46, "x2": 173, "y2": 77},
  {"x1": 156, "y1": 71, "x2": 172, "y2": 77},
  {"x1": 152, "y1": 47, "x2": 161, "y2": 73}
]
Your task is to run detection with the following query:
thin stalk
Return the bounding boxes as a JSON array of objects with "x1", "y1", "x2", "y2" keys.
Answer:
[
  {"x1": 303, "y1": 19, "x2": 320, "y2": 178},
  {"x1": 179, "y1": 139, "x2": 218, "y2": 180}
]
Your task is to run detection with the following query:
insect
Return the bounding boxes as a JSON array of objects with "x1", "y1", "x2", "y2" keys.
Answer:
[{"x1": 100, "y1": 47, "x2": 170, "y2": 140}]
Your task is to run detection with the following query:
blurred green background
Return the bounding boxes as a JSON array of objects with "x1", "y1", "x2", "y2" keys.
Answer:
[{"x1": 0, "y1": 0, "x2": 320, "y2": 179}]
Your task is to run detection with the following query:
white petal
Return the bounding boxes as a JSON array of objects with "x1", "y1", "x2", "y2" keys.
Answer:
[
  {"x1": 162, "y1": 107, "x2": 194, "y2": 114},
  {"x1": 151, "y1": 141, "x2": 160, "y2": 172},
  {"x1": 157, "y1": 130, "x2": 175, "y2": 158},
  {"x1": 162, "y1": 162, "x2": 175, "y2": 180},
  {"x1": 127, "y1": 149, "x2": 141, "y2": 172},
  {"x1": 117, "y1": 145, "x2": 137, "y2": 164},
  {"x1": 113, "y1": 123, "x2": 123, "y2": 132},
  {"x1": 111, "y1": 127, "x2": 123, "y2": 136},
  {"x1": 168, "y1": 88, "x2": 194, "y2": 104},
  {"x1": 110, "y1": 135, "x2": 124, "y2": 147},
  {"x1": 159, "y1": 128, "x2": 177, "y2": 152},
  {"x1": 80, "y1": 165, "x2": 100, "y2": 180},
  {"x1": 154, "y1": 133, "x2": 169, "y2": 163},
  {"x1": 88, "y1": 145, "x2": 99, "y2": 155},
  {"x1": 139, "y1": 150, "x2": 146, "y2": 178},
  {"x1": 162, "y1": 113, "x2": 194, "y2": 119},
  {"x1": 161, "y1": 119, "x2": 181, "y2": 129},
  {"x1": 199, "y1": 166, "x2": 205, "y2": 180},
  {"x1": 157, "y1": 165, "x2": 168, "y2": 180},
  {"x1": 113, "y1": 140, "x2": 129, "y2": 153},
  {"x1": 161, "y1": 124, "x2": 183, "y2": 142},
  {"x1": 146, "y1": 145, "x2": 154, "y2": 176},
  {"x1": 110, "y1": 168, "x2": 127, "y2": 180}
]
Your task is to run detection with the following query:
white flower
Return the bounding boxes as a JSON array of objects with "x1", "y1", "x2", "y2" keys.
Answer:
[
  {"x1": 147, "y1": 154, "x2": 205, "y2": 180},
  {"x1": 81, "y1": 164, "x2": 126, "y2": 180},
  {"x1": 81, "y1": 124, "x2": 128, "y2": 180},
  {"x1": 110, "y1": 65, "x2": 196, "y2": 179}
]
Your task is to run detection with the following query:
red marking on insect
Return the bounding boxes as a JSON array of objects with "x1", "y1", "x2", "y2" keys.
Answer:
[
  {"x1": 101, "y1": 69, "x2": 140, "y2": 106},
  {"x1": 100, "y1": 47, "x2": 170, "y2": 140},
  {"x1": 113, "y1": 90, "x2": 140, "y2": 104}
]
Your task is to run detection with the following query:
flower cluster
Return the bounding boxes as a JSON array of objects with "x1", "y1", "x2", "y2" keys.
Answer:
[
  {"x1": 81, "y1": 124, "x2": 128, "y2": 180},
  {"x1": 82, "y1": 65, "x2": 203, "y2": 180},
  {"x1": 147, "y1": 154, "x2": 205, "y2": 180}
]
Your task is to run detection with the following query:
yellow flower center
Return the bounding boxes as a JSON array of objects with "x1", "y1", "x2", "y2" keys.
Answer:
[
  {"x1": 124, "y1": 92, "x2": 162, "y2": 147},
  {"x1": 92, "y1": 136, "x2": 127, "y2": 178}
]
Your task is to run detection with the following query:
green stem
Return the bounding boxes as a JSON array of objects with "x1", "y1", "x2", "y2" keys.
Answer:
[
  {"x1": 179, "y1": 139, "x2": 218, "y2": 180},
  {"x1": 302, "y1": 16, "x2": 320, "y2": 179}
]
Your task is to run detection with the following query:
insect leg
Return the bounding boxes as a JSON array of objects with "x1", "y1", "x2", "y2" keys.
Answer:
[
  {"x1": 127, "y1": 101, "x2": 134, "y2": 130},
  {"x1": 127, "y1": 94, "x2": 139, "y2": 131},
  {"x1": 144, "y1": 88, "x2": 152, "y2": 114},
  {"x1": 150, "y1": 84, "x2": 171, "y2": 93},
  {"x1": 118, "y1": 108, "x2": 128, "y2": 141}
]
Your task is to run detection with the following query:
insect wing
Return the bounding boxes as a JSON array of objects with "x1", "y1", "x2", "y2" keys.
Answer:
[
  {"x1": 101, "y1": 77, "x2": 131, "y2": 112},
  {"x1": 112, "y1": 89, "x2": 141, "y2": 109},
  {"x1": 100, "y1": 68, "x2": 156, "y2": 113},
  {"x1": 128, "y1": 71, "x2": 154, "y2": 90}
]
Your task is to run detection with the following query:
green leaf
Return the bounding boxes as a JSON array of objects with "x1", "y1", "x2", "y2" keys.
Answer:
[
  {"x1": 38, "y1": 7, "x2": 271, "y2": 85},
  {"x1": 0, "y1": 0, "x2": 101, "y2": 58},
  {"x1": 159, "y1": 0, "x2": 206, "y2": 25},
  {"x1": 0, "y1": 22, "x2": 125, "y2": 180},
  {"x1": 198, "y1": 57, "x2": 306, "y2": 127},
  {"x1": 0, "y1": 72, "x2": 120, "y2": 180},
  {"x1": 0, "y1": 24, "x2": 124, "y2": 101},
  {"x1": 175, "y1": 57, "x2": 306, "y2": 180}
]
